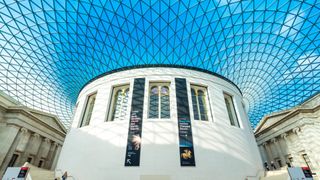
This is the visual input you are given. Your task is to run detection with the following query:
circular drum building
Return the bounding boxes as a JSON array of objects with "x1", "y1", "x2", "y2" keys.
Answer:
[{"x1": 57, "y1": 66, "x2": 263, "y2": 180}]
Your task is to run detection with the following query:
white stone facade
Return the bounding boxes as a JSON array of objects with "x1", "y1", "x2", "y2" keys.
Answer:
[
  {"x1": 0, "y1": 91, "x2": 66, "y2": 177},
  {"x1": 255, "y1": 93, "x2": 320, "y2": 177},
  {"x1": 57, "y1": 67, "x2": 263, "y2": 180}
]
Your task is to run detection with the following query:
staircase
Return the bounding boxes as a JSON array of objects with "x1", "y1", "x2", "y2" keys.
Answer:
[
  {"x1": 260, "y1": 168, "x2": 290, "y2": 180},
  {"x1": 23, "y1": 162, "x2": 55, "y2": 180}
]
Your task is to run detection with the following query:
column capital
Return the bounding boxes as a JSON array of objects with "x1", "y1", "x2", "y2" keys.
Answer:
[
  {"x1": 32, "y1": 133, "x2": 40, "y2": 138},
  {"x1": 280, "y1": 133, "x2": 288, "y2": 139},
  {"x1": 271, "y1": 138, "x2": 277, "y2": 143},
  {"x1": 53, "y1": 142, "x2": 59, "y2": 147},
  {"x1": 20, "y1": 127, "x2": 28, "y2": 133},
  {"x1": 44, "y1": 137, "x2": 51, "y2": 143},
  {"x1": 262, "y1": 142, "x2": 268, "y2": 146},
  {"x1": 292, "y1": 127, "x2": 301, "y2": 134}
]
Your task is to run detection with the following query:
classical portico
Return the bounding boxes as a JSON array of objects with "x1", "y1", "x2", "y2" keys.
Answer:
[
  {"x1": 255, "y1": 93, "x2": 320, "y2": 176},
  {"x1": 0, "y1": 91, "x2": 66, "y2": 177}
]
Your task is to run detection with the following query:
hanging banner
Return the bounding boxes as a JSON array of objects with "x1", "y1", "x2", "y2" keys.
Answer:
[
  {"x1": 124, "y1": 78, "x2": 145, "y2": 166},
  {"x1": 175, "y1": 78, "x2": 196, "y2": 166}
]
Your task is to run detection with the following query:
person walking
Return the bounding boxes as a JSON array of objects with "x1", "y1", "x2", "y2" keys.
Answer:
[
  {"x1": 264, "y1": 161, "x2": 270, "y2": 171},
  {"x1": 270, "y1": 161, "x2": 276, "y2": 170}
]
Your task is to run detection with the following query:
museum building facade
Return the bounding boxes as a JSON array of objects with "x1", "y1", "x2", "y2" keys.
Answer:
[{"x1": 255, "y1": 93, "x2": 320, "y2": 177}]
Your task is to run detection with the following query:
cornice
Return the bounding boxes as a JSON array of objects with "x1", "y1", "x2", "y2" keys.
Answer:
[
  {"x1": 255, "y1": 104, "x2": 320, "y2": 136},
  {"x1": 6, "y1": 120, "x2": 65, "y2": 144},
  {"x1": 4, "y1": 107, "x2": 67, "y2": 137},
  {"x1": 254, "y1": 110, "x2": 291, "y2": 133}
]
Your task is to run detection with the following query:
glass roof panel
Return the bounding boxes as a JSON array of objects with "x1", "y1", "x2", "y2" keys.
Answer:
[{"x1": 0, "y1": 0, "x2": 319, "y2": 127}]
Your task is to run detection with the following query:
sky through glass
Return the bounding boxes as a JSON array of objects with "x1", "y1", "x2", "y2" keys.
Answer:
[{"x1": 0, "y1": 0, "x2": 319, "y2": 127}]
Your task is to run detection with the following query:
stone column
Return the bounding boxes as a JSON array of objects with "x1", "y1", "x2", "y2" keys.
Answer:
[
  {"x1": 258, "y1": 144, "x2": 268, "y2": 163},
  {"x1": 291, "y1": 127, "x2": 304, "y2": 166},
  {"x1": 271, "y1": 137, "x2": 286, "y2": 167},
  {"x1": 281, "y1": 130, "x2": 300, "y2": 166},
  {"x1": 0, "y1": 126, "x2": 22, "y2": 177},
  {"x1": 34, "y1": 137, "x2": 47, "y2": 167},
  {"x1": 16, "y1": 128, "x2": 30, "y2": 151},
  {"x1": 279, "y1": 133, "x2": 290, "y2": 165},
  {"x1": 51, "y1": 144, "x2": 62, "y2": 170},
  {"x1": 41, "y1": 138, "x2": 52, "y2": 158},
  {"x1": 279, "y1": 133, "x2": 289, "y2": 155},
  {"x1": 44, "y1": 142, "x2": 58, "y2": 169},
  {"x1": 38, "y1": 137, "x2": 52, "y2": 169},
  {"x1": 268, "y1": 139, "x2": 278, "y2": 163},
  {"x1": 19, "y1": 133, "x2": 41, "y2": 165},
  {"x1": 263, "y1": 142, "x2": 273, "y2": 163},
  {"x1": 0, "y1": 125, "x2": 20, "y2": 167}
]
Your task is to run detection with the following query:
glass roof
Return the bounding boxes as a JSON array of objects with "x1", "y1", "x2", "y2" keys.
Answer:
[{"x1": 0, "y1": 0, "x2": 319, "y2": 127}]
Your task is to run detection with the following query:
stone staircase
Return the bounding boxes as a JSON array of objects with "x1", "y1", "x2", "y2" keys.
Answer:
[
  {"x1": 23, "y1": 162, "x2": 55, "y2": 180},
  {"x1": 260, "y1": 169, "x2": 290, "y2": 180},
  {"x1": 20, "y1": 162, "x2": 77, "y2": 180},
  {"x1": 260, "y1": 167, "x2": 319, "y2": 180}
]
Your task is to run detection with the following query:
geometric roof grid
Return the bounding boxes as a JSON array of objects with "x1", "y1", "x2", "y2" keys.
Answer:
[{"x1": 0, "y1": 0, "x2": 319, "y2": 127}]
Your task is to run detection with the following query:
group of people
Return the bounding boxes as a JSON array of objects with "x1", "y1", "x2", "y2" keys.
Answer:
[
  {"x1": 264, "y1": 161, "x2": 278, "y2": 171},
  {"x1": 264, "y1": 160, "x2": 293, "y2": 171}
]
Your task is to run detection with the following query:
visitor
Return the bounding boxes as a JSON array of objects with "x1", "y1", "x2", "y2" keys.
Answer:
[
  {"x1": 62, "y1": 171, "x2": 68, "y2": 180},
  {"x1": 270, "y1": 161, "x2": 276, "y2": 170},
  {"x1": 264, "y1": 161, "x2": 269, "y2": 171}
]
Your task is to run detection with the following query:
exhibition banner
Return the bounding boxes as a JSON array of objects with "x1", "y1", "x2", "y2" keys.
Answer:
[
  {"x1": 124, "y1": 78, "x2": 145, "y2": 166},
  {"x1": 175, "y1": 78, "x2": 196, "y2": 166}
]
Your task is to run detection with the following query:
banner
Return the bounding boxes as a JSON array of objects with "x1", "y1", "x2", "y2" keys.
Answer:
[
  {"x1": 175, "y1": 78, "x2": 196, "y2": 166},
  {"x1": 124, "y1": 78, "x2": 145, "y2": 166}
]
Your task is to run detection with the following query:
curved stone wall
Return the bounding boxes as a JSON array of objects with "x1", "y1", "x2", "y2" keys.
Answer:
[{"x1": 57, "y1": 67, "x2": 263, "y2": 180}]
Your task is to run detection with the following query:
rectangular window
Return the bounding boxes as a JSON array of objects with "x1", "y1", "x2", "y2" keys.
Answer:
[
  {"x1": 148, "y1": 82, "x2": 170, "y2": 119},
  {"x1": 8, "y1": 154, "x2": 19, "y2": 167},
  {"x1": 80, "y1": 93, "x2": 97, "y2": 127},
  {"x1": 107, "y1": 85, "x2": 130, "y2": 121},
  {"x1": 191, "y1": 85, "x2": 208, "y2": 121},
  {"x1": 224, "y1": 93, "x2": 240, "y2": 127}
]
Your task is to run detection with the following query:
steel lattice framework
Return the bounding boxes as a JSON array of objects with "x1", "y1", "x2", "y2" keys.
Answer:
[{"x1": 0, "y1": 0, "x2": 319, "y2": 127}]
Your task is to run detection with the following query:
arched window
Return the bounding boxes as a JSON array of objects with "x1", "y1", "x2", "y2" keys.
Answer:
[
  {"x1": 108, "y1": 85, "x2": 130, "y2": 121},
  {"x1": 190, "y1": 86, "x2": 208, "y2": 121},
  {"x1": 148, "y1": 83, "x2": 170, "y2": 119},
  {"x1": 224, "y1": 93, "x2": 240, "y2": 127},
  {"x1": 80, "y1": 93, "x2": 97, "y2": 127}
]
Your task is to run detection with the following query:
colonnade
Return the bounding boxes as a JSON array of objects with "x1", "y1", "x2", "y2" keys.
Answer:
[
  {"x1": 258, "y1": 126, "x2": 320, "y2": 175},
  {"x1": 0, "y1": 126, "x2": 63, "y2": 176}
]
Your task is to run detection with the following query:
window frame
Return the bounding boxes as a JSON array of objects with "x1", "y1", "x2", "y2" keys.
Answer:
[
  {"x1": 7, "y1": 153, "x2": 19, "y2": 167},
  {"x1": 223, "y1": 92, "x2": 241, "y2": 128},
  {"x1": 190, "y1": 84, "x2": 210, "y2": 121},
  {"x1": 106, "y1": 84, "x2": 130, "y2": 122},
  {"x1": 147, "y1": 82, "x2": 171, "y2": 120},
  {"x1": 79, "y1": 91, "x2": 97, "y2": 127}
]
